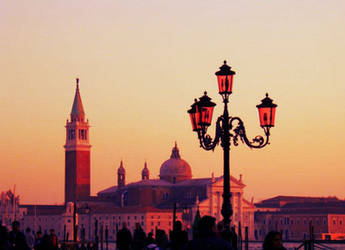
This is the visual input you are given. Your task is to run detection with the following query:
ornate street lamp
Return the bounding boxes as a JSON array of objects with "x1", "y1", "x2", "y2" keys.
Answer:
[{"x1": 187, "y1": 61, "x2": 277, "y2": 236}]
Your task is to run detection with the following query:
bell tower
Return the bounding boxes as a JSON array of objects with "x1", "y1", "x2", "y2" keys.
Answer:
[
  {"x1": 64, "y1": 78, "x2": 91, "y2": 203},
  {"x1": 117, "y1": 161, "x2": 126, "y2": 187},
  {"x1": 141, "y1": 161, "x2": 149, "y2": 180}
]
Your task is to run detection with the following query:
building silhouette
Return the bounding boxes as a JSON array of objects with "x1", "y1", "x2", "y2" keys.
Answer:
[{"x1": 17, "y1": 79, "x2": 255, "y2": 240}]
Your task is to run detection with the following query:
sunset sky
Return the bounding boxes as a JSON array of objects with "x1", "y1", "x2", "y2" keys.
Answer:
[{"x1": 1, "y1": 1, "x2": 345, "y2": 204}]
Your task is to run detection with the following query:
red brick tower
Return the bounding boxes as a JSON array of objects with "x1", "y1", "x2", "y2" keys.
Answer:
[{"x1": 64, "y1": 79, "x2": 91, "y2": 203}]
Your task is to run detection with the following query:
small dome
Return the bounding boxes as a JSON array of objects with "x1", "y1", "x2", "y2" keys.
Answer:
[
  {"x1": 159, "y1": 143, "x2": 192, "y2": 183},
  {"x1": 118, "y1": 161, "x2": 125, "y2": 174}
]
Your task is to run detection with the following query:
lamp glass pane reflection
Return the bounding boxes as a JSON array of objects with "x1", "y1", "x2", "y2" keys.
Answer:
[{"x1": 256, "y1": 93, "x2": 277, "y2": 128}]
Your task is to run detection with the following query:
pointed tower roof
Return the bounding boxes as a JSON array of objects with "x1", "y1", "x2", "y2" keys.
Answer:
[
  {"x1": 142, "y1": 161, "x2": 149, "y2": 175},
  {"x1": 71, "y1": 78, "x2": 85, "y2": 120},
  {"x1": 118, "y1": 160, "x2": 126, "y2": 174}
]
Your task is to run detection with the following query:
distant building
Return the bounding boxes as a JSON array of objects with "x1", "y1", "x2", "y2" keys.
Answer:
[
  {"x1": 18, "y1": 79, "x2": 255, "y2": 241},
  {"x1": 254, "y1": 196, "x2": 345, "y2": 241}
]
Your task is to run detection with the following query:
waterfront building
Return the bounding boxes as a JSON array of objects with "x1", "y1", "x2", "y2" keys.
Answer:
[
  {"x1": 18, "y1": 80, "x2": 255, "y2": 241},
  {"x1": 254, "y1": 196, "x2": 345, "y2": 240}
]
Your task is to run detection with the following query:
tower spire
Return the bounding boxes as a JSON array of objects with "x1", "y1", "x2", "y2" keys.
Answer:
[
  {"x1": 76, "y1": 78, "x2": 79, "y2": 90},
  {"x1": 71, "y1": 78, "x2": 85, "y2": 122}
]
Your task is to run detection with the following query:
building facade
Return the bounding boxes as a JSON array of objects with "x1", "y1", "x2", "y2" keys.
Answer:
[
  {"x1": 254, "y1": 196, "x2": 345, "y2": 241},
  {"x1": 17, "y1": 79, "x2": 256, "y2": 241}
]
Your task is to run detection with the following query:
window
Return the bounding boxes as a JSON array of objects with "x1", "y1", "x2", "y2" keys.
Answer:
[
  {"x1": 70, "y1": 129, "x2": 75, "y2": 140},
  {"x1": 134, "y1": 216, "x2": 137, "y2": 220},
  {"x1": 141, "y1": 216, "x2": 144, "y2": 219},
  {"x1": 151, "y1": 222, "x2": 154, "y2": 226},
  {"x1": 158, "y1": 222, "x2": 160, "y2": 226},
  {"x1": 333, "y1": 220, "x2": 336, "y2": 225},
  {"x1": 340, "y1": 220, "x2": 343, "y2": 225}
]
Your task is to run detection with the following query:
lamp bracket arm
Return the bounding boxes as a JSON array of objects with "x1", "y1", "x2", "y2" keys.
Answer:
[
  {"x1": 198, "y1": 116, "x2": 223, "y2": 151},
  {"x1": 229, "y1": 117, "x2": 270, "y2": 149}
]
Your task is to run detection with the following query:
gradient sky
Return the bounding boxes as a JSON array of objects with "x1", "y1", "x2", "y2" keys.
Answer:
[{"x1": 1, "y1": 1, "x2": 345, "y2": 204}]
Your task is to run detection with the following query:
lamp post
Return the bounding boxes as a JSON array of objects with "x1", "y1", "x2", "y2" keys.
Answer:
[{"x1": 187, "y1": 61, "x2": 277, "y2": 234}]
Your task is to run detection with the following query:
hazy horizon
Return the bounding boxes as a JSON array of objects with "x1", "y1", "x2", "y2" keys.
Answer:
[{"x1": 1, "y1": 0, "x2": 345, "y2": 204}]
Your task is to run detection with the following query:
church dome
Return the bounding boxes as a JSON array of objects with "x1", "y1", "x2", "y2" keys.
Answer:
[{"x1": 159, "y1": 143, "x2": 192, "y2": 183}]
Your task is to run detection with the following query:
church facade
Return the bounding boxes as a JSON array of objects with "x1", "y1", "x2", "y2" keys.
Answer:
[
  {"x1": 97, "y1": 144, "x2": 256, "y2": 239},
  {"x1": 19, "y1": 80, "x2": 256, "y2": 241}
]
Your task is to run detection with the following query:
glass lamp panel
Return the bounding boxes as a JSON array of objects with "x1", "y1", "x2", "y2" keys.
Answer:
[
  {"x1": 217, "y1": 75, "x2": 234, "y2": 94},
  {"x1": 258, "y1": 107, "x2": 276, "y2": 127},
  {"x1": 189, "y1": 112, "x2": 201, "y2": 131},
  {"x1": 198, "y1": 106, "x2": 214, "y2": 126},
  {"x1": 270, "y1": 107, "x2": 276, "y2": 127}
]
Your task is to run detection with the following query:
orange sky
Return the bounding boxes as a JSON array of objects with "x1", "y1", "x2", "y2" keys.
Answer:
[{"x1": 1, "y1": 1, "x2": 345, "y2": 204}]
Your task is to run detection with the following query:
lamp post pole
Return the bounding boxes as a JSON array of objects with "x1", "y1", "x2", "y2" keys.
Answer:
[
  {"x1": 188, "y1": 61, "x2": 277, "y2": 234},
  {"x1": 221, "y1": 97, "x2": 232, "y2": 230}
]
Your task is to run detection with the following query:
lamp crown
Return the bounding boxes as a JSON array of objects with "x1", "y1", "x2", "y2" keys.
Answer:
[
  {"x1": 198, "y1": 92, "x2": 216, "y2": 107},
  {"x1": 215, "y1": 60, "x2": 236, "y2": 76},
  {"x1": 256, "y1": 93, "x2": 277, "y2": 108}
]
